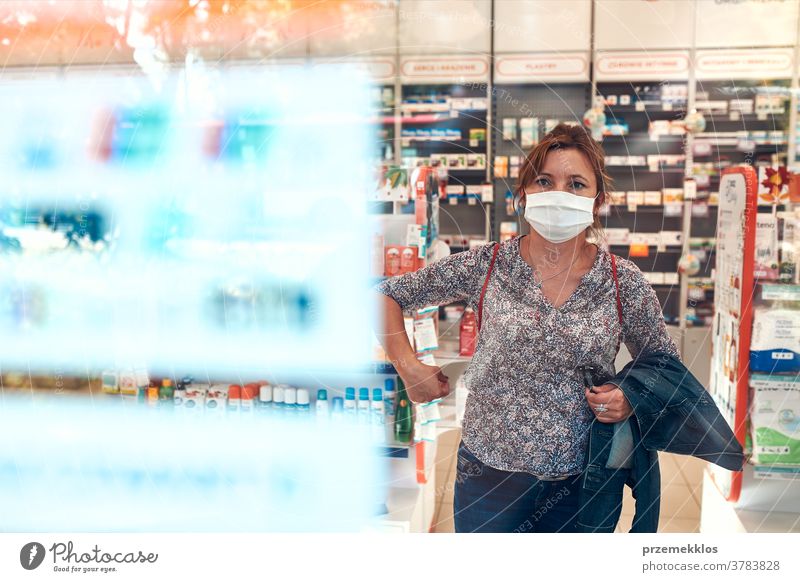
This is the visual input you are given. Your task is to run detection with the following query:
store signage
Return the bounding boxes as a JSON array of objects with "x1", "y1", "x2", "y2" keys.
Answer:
[
  {"x1": 400, "y1": 55, "x2": 489, "y2": 84},
  {"x1": 494, "y1": 52, "x2": 589, "y2": 84},
  {"x1": 695, "y1": 48, "x2": 794, "y2": 80},
  {"x1": 311, "y1": 57, "x2": 396, "y2": 83},
  {"x1": 594, "y1": 50, "x2": 690, "y2": 81}
]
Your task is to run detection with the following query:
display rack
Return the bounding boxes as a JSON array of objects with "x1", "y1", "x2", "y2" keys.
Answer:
[
  {"x1": 703, "y1": 164, "x2": 800, "y2": 531},
  {"x1": 399, "y1": 82, "x2": 492, "y2": 248}
]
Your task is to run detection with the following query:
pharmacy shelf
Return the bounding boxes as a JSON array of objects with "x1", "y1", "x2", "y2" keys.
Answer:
[
  {"x1": 601, "y1": 134, "x2": 685, "y2": 143},
  {"x1": 759, "y1": 283, "x2": 800, "y2": 301}
]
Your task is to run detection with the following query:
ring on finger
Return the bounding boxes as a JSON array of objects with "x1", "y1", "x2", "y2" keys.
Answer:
[{"x1": 594, "y1": 403, "x2": 608, "y2": 413}]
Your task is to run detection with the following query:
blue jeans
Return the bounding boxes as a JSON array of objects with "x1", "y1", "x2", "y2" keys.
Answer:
[{"x1": 453, "y1": 440, "x2": 582, "y2": 533}]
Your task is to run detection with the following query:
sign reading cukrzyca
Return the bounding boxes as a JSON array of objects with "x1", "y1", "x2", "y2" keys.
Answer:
[{"x1": 400, "y1": 55, "x2": 489, "y2": 84}]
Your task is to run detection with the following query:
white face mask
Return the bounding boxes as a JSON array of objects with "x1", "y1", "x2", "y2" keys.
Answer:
[{"x1": 523, "y1": 190, "x2": 596, "y2": 244}]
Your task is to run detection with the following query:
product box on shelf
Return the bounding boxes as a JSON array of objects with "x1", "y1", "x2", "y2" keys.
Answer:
[
  {"x1": 662, "y1": 188, "x2": 684, "y2": 204},
  {"x1": 755, "y1": 214, "x2": 779, "y2": 280},
  {"x1": 659, "y1": 231, "x2": 683, "y2": 247},
  {"x1": 184, "y1": 384, "x2": 208, "y2": 410},
  {"x1": 750, "y1": 307, "x2": 800, "y2": 374},
  {"x1": 627, "y1": 191, "x2": 645, "y2": 206},
  {"x1": 750, "y1": 374, "x2": 800, "y2": 466},
  {"x1": 664, "y1": 272, "x2": 680, "y2": 285},
  {"x1": 779, "y1": 213, "x2": 798, "y2": 283},
  {"x1": 609, "y1": 191, "x2": 626, "y2": 205},
  {"x1": 644, "y1": 191, "x2": 662, "y2": 205},
  {"x1": 605, "y1": 228, "x2": 631, "y2": 245}
]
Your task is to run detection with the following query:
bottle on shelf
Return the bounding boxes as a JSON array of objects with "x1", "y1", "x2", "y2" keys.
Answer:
[
  {"x1": 331, "y1": 396, "x2": 345, "y2": 423},
  {"x1": 159, "y1": 379, "x2": 174, "y2": 405},
  {"x1": 316, "y1": 389, "x2": 330, "y2": 420},
  {"x1": 284, "y1": 386, "x2": 298, "y2": 416},
  {"x1": 258, "y1": 384, "x2": 273, "y2": 412},
  {"x1": 227, "y1": 384, "x2": 241, "y2": 413},
  {"x1": 384, "y1": 378, "x2": 396, "y2": 418},
  {"x1": 297, "y1": 388, "x2": 311, "y2": 416},
  {"x1": 344, "y1": 387, "x2": 357, "y2": 422},
  {"x1": 371, "y1": 388, "x2": 385, "y2": 444},
  {"x1": 459, "y1": 307, "x2": 477, "y2": 356},
  {"x1": 357, "y1": 387, "x2": 371, "y2": 424},
  {"x1": 272, "y1": 384, "x2": 285, "y2": 417},
  {"x1": 394, "y1": 376, "x2": 413, "y2": 444},
  {"x1": 241, "y1": 383, "x2": 258, "y2": 413},
  {"x1": 146, "y1": 380, "x2": 160, "y2": 407}
]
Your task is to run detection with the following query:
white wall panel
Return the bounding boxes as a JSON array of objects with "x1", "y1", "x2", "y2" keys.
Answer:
[
  {"x1": 594, "y1": 0, "x2": 695, "y2": 50},
  {"x1": 398, "y1": 0, "x2": 491, "y2": 55},
  {"x1": 494, "y1": 0, "x2": 591, "y2": 53}
]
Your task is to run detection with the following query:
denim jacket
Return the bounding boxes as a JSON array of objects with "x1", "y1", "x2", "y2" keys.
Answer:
[{"x1": 577, "y1": 351, "x2": 744, "y2": 533}]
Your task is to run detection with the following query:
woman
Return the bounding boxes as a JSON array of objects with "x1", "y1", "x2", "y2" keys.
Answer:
[{"x1": 375, "y1": 123, "x2": 679, "y2": 533}]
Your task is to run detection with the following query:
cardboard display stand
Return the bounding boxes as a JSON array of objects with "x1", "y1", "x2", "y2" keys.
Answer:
[{"x1": 708, "y1": 166, "x2": 758, "y2": 502}]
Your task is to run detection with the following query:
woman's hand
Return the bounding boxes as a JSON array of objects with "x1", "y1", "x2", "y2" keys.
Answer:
[
  {"x1": 585, "y1": 383, "x2": 632, "y2": 423},
  {"x1": 402, "y1": 362, "x2": 450, "y2": 403}
]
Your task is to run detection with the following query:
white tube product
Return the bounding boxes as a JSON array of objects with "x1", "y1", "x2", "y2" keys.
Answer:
[
  {"x1": 371, "y1": 388, "x2": 385, "y2": 444},
  {"x1": 284, "y1": 386, "x2": 298, "y2": 415},
  {"x1": 357, "y1": 387, "x2": 371, "y2": 425},
  {"x1": 343, "y1": 387, "x2": 357, "y2": 422},
  {"x1": 259, "y1": 384, "x2": 273, "y2": 412},
  {"x1": 316, "y1": 389, "x2": 330, "y2": 420},
  {"x1": 296, "y1": 388, "x2": 311, "y2": 415},
  {"x1": 272, "y1": 385, "x2": 285, "y2": 416}
]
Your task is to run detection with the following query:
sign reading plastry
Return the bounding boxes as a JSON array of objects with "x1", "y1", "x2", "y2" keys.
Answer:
[
  {"x1": 695, "y1": 48, "x2": 794, "y2": 80},
  {"x1": 494, "y1": 52, "x2": 589, "y2": 84},
  {"x1": 594, "y1": 50, "x2": 690, "y2": 81},
  {"x1": 400, "y1": 55, "x2": 489, "y2": 84}
]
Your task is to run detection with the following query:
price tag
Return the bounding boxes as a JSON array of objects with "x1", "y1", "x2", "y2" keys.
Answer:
[
  {"x1": 635, "y1": 101, "x2": 646, "y2": 112},
  {"x1": 664, "y1": 203, "x2": 683, "y2": 216},
  {"x1": 449, "y1": 197, "x2": 458, "y2": 205},
  {"x1": 469, "y1": 139, "x2": 479, "y2": 148},
  {"x1": 627, "y1": 202, "x2": 638, "y2": 212},
  {"x1": 663, "y1": 102, "x2": 673, "y2": 112},
  {"x1": 729, "y1": 111, "x2": 741, "y2": 121},
  {"x1": 467, "y1": 196, "x2": 477, "y2": 206},
  {"x1": 450, "y1": 109, "x2": 459, "y2": 119},
  {"x1": 630, "y1": 243, "x2": 649, "y2": 257},
  {"x1": 481, "y1": 184, "x2": 494, "y2": 202},
  {"x1": 757, "y1": 112, "x2": 768, "y2": 121}
]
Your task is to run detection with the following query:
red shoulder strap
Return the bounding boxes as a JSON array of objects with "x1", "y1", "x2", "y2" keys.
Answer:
[
  {"x1": 610, "y1": 253, "x2": 623, "y2": 327},
  {"x1": 477, "y1": 242, "x2": 500, "y2": 332}
]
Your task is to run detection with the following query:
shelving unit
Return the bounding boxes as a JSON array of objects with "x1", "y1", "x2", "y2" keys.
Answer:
[
  {"x1": 399, "y1": 83, "x2": 491, "y2": 244},
  {"x1": 597, "y1": 81, "x2": 689, "y2": 325},
  {"x1": 490, "y1": 83, "x2": 591, "y2": 241}
]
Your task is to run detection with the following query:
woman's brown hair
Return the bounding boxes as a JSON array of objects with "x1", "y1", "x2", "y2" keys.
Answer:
[{"x1": 515, "y1": 122, "x2": 613, "y2": 239}]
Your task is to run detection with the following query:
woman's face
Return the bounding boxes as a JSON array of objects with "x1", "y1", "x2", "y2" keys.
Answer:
[{"x1": 525, "y1": 148, "x2": 598, "y2": 202}]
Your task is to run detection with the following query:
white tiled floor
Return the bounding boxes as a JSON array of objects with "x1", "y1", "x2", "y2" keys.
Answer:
[{"x1": 431, "y1": 429, "x2": 704, "y2": 533}]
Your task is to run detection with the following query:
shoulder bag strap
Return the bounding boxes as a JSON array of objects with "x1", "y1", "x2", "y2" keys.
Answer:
[
  {"x1": 477, "y1": 241, "x2": 500, "y2": 332},
  {"x1": 610, "y1": 253, "x2": 624, "y2": 336}
]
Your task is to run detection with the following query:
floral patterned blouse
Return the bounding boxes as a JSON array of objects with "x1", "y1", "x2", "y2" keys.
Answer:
[{"x1": 376, "y1": 236, "x2": 679, "y2": 478}]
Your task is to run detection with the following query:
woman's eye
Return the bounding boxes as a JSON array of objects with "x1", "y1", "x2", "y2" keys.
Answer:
[
  {"x1": 571, "y1": 182, "x2": 585, "y2": 190},
  {"x1": 535, "y1": 177, "x2": 550, "y2": 187}
]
